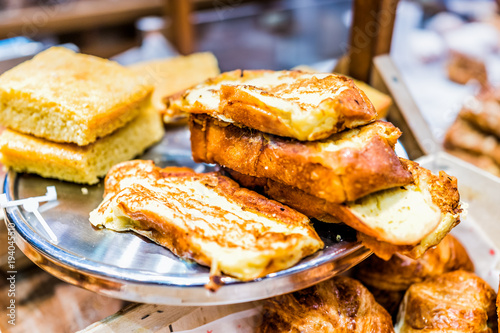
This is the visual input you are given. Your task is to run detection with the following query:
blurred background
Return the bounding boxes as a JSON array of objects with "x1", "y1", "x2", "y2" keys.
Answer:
[{"x1": 0, "y1": 0, "x2": 496, "y2": 71}]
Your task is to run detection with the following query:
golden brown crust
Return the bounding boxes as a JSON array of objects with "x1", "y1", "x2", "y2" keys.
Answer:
[
  {"x1": 169, "y1": 70, "x2": 377, "y2": 141},
  {"x1": 258, "y1": 276, "x2": 395, "y2": 333},
  {"x1": 104, "y1": 162, "x2": 312, "y2": 229},
  {"x1": 395, "y1": 270, "x2": 496, "y2": 332},
  {"x1": 218, "y1": 71, "x2": 376, "y2": 139},
  {"x1": 353, "y1": 235, "x2": 474, "y2": 318},
  {"x1": 91, "y1": 160, "x2": 323, "y2": 281},
  {"x1": 224, "y1": 168, "x2": 341, "y2": 223},
  {"x1": 291, "y1": 65, "x2": 393, "y2": 119},
  {"x1": 190, "y1": 114, "x2": 412, "y2": 203},
  {"x1": 103, "y1": 160, "x2": 196, "y2": 197},
  {"x1": 404, "y1": 159, "x2": 461, "y2": 217}
]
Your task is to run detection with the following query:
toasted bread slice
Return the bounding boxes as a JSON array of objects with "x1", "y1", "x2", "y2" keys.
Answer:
[
  {"x1": 190, "y1": 114, "x2": 412, "y2": 203},
  {"x1": 0, "y1": 47, "x2": 152, "y2": 145},
  {"x1": 168, "y1": 70, "x2": 376, "y2": 141},
  {"x1": 226, "y1": 158, "x2": 461, "y2": 254},
  {"x1": 129, "y1": 52, "x2": 219, "y2": 123},
  {"x1": 89, "y1": 160, "x2": 323, "y2": 281},
  {"x1": 0, "y1": 103, "x2": 164, "y2": 184}
]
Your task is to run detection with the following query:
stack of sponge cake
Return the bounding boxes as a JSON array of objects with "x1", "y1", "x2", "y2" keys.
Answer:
[
  {"x1": 0, "y1": 47, "x2": 164, "y2": 184},
  {"x1": 168, "y1": 70, "x2": 462, "y2": 260}
]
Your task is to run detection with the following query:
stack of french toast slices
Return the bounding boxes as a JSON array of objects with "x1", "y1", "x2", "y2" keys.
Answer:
[
  {"x1": 91, "y1": 69, "x2": 462, "y2": 282},
  {"x1": 170, "y1": 69, "x2": 462, "y2": 261}
]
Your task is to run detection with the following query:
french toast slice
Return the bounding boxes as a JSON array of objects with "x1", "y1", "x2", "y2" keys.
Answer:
[
  {"x1": 190, "y1": 113, "x2": 412, "y2": 203},
  {"x1": 167, "y1": 70, "x2": 376, "y2": 141},
  {"x1": 0, "y1": 47, "x2": 152, "y2": 145},
  {"x1": 226, "y1": 158, "x2": 461, "y2": 258},
  {"x1": 89, "y1": 160, "x2": 323, "y2": 281}
]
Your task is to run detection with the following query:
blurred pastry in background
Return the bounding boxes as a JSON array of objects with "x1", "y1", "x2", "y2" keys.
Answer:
[
  {"x1": 395, "y1": 270, "x2": 497, "y2": 332},
  {"x1": 445, "y1": 148, "x2": 500, "y2": 177},
  {"x1": 447, "y1": 51, "x2": 488, "y2": 87},
  {"x1": 445, "y1": 117, "x2": 500, "y2": 165},
  {"x1": 292, "y1": 65, "x2": 393, "y2": 119},
  {"x1": 350, "y1": 79, "x2": 393, "y2": 119},
  {"x1": 497, "y1": 280, "x2": 500, "y2": 331},
  {"x1": 129, "y1": 52, "x2": 220, "y2": 123},
  {"x1": 353, "y1": 234, "x2": 474, "y2": 318},
  {"x1": 443, "y1": 21, "x2": 498, "y2": 88},
  {"x1": 444, "y1": 90, "x2": 500, "y2": 177},
  {"x1": 460, "y1": 90, "x2": 500, "y2": 138},
  {"x1": 258, "y1": 276, "x2": 394, "y2": 333}
]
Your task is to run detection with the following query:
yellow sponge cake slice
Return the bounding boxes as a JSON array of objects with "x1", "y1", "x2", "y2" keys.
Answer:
[
  {"x1": 0, "y1": 47, "x2": 152, "y2": 146},
  {"x1": 129, "y1": 52, "x2": 220, "y2": 123},
  {"x1": 0, "y1": 104, "x2": 164, "y2": 184}
]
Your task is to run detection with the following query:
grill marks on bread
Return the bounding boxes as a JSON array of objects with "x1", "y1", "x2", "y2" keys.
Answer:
[{"x1": 90, "y1": 160, "x2": 323, "y2": 281}]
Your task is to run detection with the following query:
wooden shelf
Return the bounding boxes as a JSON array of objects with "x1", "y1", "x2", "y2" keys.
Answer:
[{"x1": 0, "y1": 0, "x2": 164, "y2": 38}]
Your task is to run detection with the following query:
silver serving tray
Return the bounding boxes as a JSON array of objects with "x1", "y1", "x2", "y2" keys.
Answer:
[{"x1": 2, "y1": 125, "x2": 371, "y2": 305}]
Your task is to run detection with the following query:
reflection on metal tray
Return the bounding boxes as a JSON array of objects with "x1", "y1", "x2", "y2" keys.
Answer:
[{"x1": 2, "y1": 125, "x2": 371, "y2": 305}]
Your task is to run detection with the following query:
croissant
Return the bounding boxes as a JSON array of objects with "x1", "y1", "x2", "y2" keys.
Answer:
[
  {"x1": 257, "y1": 276, "x2": 394, "y2": 333},
  {"x1": 395, "y1": 270, "x2": 497, "y2": 332},
  {"x1": 497, "y1": 280, "x2": 500, "y2": 331},
  {"x1": 353, "y1": 234, "x2": 474, "y2": 317}
]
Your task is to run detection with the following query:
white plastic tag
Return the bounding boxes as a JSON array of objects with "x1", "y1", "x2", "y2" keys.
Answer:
[{"x1": 0, "y1": 186, "x2": 58, "y2": 243}]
